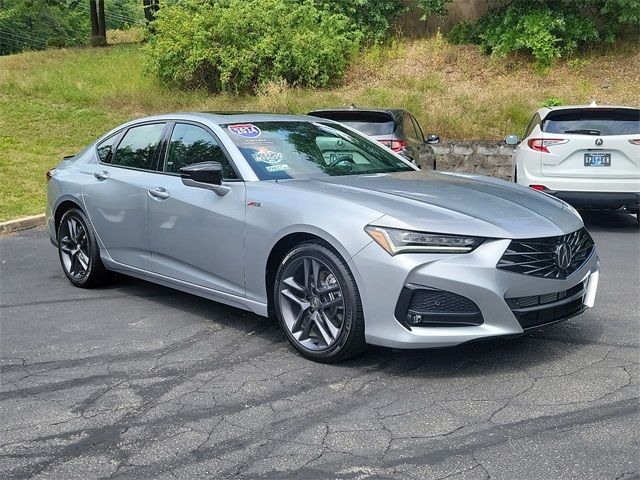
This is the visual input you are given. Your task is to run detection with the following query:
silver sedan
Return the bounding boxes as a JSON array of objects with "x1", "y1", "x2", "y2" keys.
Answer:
[{"x1": 46, "y1": 113, "x2": 600, "y2": 362}]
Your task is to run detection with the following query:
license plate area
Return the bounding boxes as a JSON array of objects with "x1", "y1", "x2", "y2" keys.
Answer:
[{"x1": 584, "y1": 153, "x2": 611, "y2": 167}]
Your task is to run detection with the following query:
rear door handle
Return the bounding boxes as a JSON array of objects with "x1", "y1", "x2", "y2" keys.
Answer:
[
  {"x1": 148, "y1": 187, "x2": 170, "y2": 200},
  {"x1": 93, "y1": 170, "x2": 110, "y2": 181}
]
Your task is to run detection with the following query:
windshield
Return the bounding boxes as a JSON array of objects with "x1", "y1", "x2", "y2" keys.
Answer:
[
  {"x1": 222, "y1": 121, "x2": 414, "y2": 180},
  {"x1": 542, "y1": 108, "x2": 640, "y2": 135}
]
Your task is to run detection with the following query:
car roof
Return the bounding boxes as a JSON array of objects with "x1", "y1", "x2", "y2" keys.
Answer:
[
  {"x1": 536, "y1": 104, "x2": 640, "y2": 118},
  {"x1": 307, "y1": 107, "x2": 406, "y2": 121}
]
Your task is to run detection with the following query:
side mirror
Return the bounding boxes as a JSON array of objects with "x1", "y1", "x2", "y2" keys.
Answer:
[
  {"x1": 504, "y1": 134, "x2": 520, "y2": 145},
  {"x1": 425, "y1": 134, "x2": 440, "y2": 145},
  {"x1": 180, "y1": 162, "x2": 230, "y2": 196}
]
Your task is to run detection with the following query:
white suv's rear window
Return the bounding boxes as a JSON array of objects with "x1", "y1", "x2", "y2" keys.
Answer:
[{"x1": 542, "y1": 108, "x2": 640, "y2": 136}]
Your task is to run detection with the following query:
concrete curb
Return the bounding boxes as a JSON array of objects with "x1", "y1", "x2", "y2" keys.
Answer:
[{"x1": 0, "y1": 214, "x2": 46, "y2": 235}]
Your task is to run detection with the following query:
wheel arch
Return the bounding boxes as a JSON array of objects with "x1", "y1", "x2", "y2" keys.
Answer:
[
  {"x1": 53, "y1": 198, "x2": 84, "y2": 233},
  {"x1": 264, "y1": 228, "x2": 352, "y2": 317}
]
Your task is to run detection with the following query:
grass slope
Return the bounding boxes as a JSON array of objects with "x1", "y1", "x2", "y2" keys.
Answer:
[{"x1": 0, "y1": 38, "x2": 638, "y2": 221}]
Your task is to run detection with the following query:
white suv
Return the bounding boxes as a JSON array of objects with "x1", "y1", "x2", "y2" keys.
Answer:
[{"x1": 506, "y1": 105, "x2": 639, "y2": 218}]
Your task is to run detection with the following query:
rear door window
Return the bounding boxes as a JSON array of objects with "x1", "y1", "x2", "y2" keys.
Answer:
[
  {"x1": 400, "y1": 114, "x2": 420, "y2": 142},
  {"x1": 111, "y1": 123, "x2": 166, "y2": 170},
  {"x1": 410, "y1": 115, "x2": 424, "y2": 141},
  {"x1": 542, "y1": 109, "x2": 640, "y2": 136},
  {"x1": 525, "y1": 113, "x2": 541, "y2": 137}
]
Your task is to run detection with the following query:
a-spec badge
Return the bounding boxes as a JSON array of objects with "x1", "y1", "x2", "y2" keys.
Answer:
[{"x1": 228, "y1": 124, "x2": 261, "y2": 138}]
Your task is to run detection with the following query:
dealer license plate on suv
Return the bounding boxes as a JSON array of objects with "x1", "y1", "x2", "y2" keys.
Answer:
[{"x1": 584, "y1": 153, "x2": 611, "y2": 167}]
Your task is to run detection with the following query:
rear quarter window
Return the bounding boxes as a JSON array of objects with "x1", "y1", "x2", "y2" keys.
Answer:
[{"x1": 542, "y1": 109, "x2": 640, "y2": 135}]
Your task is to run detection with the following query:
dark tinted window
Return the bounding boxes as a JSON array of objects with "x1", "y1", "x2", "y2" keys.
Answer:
[
  {"x1": 410, "y1": 115, "x2": 424, "y2": 141},
  {"x1": 166, "y1": 123, "x2": 237, "y2": 179},
  {"x1": 308, "y1": 111, "x2": 395, "y2": 136},
  {"x1": 542, "y1": 109, "x2": 640, "y2": 135},
  {"x1": 223, "y1": 121, "x2": 414, "y2": 180},
  {"x1": 400, "y1": 115, "x2": 419, "y2": 142},
  {"x1": 96, "y1": 135, "x2": 117, "y2": 163},
  {"x1": 112, "y1": 123, "x2": 165, "y2": 170},
  {"x1": 525, "y1": 113, "x2": 541, "y2": 137}
]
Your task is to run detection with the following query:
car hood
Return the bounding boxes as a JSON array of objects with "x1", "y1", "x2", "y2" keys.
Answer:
[{"x1": 276, "y1": 171, "x2": 583, "y2": 239}]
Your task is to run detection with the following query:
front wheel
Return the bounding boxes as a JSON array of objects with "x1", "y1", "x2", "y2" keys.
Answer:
[
  {"x1": 274, "y1": 241, "x2": 366, "y2": 363},
  {"x1": 57, "y1": 208, "x2": 111, "y2": 288}
]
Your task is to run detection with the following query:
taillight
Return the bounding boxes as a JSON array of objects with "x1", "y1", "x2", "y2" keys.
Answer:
[
  {"x1": 629, "y1": 139, "x2": 640, "y2": 145},
  {"x1": 529, "y1": 185, "x2": 547, "y2": 191},
  {"x1": 378, "y1": 139, "x2": 407, "y2": 152},
  {"x1": 527, "y1": 138, "x2": 569, "y2": 153},
  {"x1": 46, "y1": 168, "x2": 56, "y2": 182}
]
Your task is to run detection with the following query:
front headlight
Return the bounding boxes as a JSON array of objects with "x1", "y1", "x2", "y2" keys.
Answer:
[{"x1": 364, "y1": 226, "x2": 483, "y2": 255}]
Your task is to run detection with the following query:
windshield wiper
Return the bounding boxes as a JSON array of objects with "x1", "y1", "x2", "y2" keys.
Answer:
[{"x1": 564, "y1": 129, "x2": 601, "y2": 135}]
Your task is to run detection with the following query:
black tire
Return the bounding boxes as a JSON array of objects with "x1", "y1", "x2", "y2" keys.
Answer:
[
  {"x1": 57, "y1": 208, "x2": 112, "y2": 288},
  {"x1": 273, "y1": 241, "x2": 366, "y2": 363}
]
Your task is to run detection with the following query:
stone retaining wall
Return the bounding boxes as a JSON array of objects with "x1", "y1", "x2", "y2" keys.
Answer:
[{"x1": 419, "y1": 140, "x2": 516, "y2": 181}]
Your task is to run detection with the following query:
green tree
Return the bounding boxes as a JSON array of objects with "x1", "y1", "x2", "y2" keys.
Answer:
[{"x1": 418, "y1": 0, "x2": 640, "y2": 65}]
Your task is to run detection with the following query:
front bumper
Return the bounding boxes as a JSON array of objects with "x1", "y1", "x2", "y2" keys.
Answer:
[{"x1": 349, "y1": 237, "x2": 599, "y2": 349}]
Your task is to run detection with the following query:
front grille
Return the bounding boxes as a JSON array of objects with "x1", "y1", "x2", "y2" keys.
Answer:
[
  {"x1": 497, "y1": 228, "x2": 594, "y2": 279},
  {"x1": 395, "y1": 286, "x2": 484, "y2": 329},
  {"x1": 506, "y1": 281, "x2": 586, "y2": 329}
]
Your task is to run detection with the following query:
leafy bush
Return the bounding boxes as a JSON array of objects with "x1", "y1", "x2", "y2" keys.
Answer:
[
  {"x1": 540, "y1": 97, "x2": 565, "y2": 107},
  {"x1": 313, "y1": 0, "x2": 405, "y2": 42},
  {"x1": 145, "y1": 0, "x2": 362, "y2": 92},
  {"x1": 420, "y1": 0, "x2": 640, "y2": 65},
  {"x1": 473, "y1": 1, "x2": 599, "y2": 67}
]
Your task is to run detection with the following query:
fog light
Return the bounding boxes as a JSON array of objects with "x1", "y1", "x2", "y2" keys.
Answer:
[{"x1": 408, "y1": 314, "x2": 423, "y2": 325}]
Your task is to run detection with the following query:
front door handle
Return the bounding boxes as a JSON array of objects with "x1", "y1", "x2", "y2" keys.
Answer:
[
  {"x1": 93, "y1": 170, "x2": 110, "y2": 181},
  {"x1": 148, "y1": 187, "x2": 170, "y2": 200}
]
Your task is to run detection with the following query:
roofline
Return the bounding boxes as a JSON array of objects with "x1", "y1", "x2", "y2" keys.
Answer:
[{"x1": 307, "y1": 108, "x2": 404, "y2": 118}]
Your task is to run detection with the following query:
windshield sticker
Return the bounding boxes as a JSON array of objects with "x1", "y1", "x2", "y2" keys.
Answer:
[
  {"x1": 252, "y1": 148, "x2": 285, "y2": 164},
  {"x1": 266, "y1": 164, "x2": 290, "y2": 173},
  {"x1": 228, "y1": 124, "x2": 261, "y2": 138}
]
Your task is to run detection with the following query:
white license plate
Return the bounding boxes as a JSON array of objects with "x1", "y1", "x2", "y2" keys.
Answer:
[{"x1": 584, "y1": 153, "x2": 611, "y2": 167}]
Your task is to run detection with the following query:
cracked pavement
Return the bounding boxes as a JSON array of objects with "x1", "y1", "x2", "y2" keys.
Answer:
[{"x1": 1, "y1": 211, "x2": 638, "y2": 479}]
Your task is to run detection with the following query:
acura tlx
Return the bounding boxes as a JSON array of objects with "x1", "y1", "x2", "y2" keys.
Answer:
[{"x1": 46, "y1": 113, "x2": 599, "y2": 362}]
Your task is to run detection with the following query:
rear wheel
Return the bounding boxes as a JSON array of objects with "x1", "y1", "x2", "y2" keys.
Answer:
[
  {"x1": 57, "y1": 209, "x2": 111, "y2": 288},
  {"x1": 274, "y1": 241, "x2": 366, "y2": 363}
]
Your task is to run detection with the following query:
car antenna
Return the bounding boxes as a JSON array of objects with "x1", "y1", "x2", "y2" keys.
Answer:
[
  {"x1": 590, "y1": 100, "x2": 598, "y2": 106},
  {"x1": 349, "y1": 104, "x2": 356, "y2": 110}
]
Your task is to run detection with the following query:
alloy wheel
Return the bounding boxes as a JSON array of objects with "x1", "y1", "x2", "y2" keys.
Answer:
[
  {"x1": 278, "y1": 256, "x2": 345, "y2": 351},
  {"x1": 59, "y1": 216, "x2": 91, "y2": 279}
]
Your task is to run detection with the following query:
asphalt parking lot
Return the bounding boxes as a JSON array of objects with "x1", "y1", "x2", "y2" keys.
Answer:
[{"x1": 1, "y1": 211, "x2": 638, "y2": 480}]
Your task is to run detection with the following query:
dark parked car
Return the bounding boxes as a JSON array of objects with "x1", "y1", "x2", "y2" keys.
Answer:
[{"x1": 308, "y1": 107, "x2": 440, "y2": 168}]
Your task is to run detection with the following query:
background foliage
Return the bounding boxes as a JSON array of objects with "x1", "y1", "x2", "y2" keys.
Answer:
[
  {"x1": 312, "y1": 0, "x2": 405, "y2": 42},
  {"x1": 145, "y1": 0, "x2": 363, "y2": 93},
  {"x1": 420, "y1": 0, "x2": 640, "y2": 65},
  {"x1": 0, "y1": 0, "x2": 142, "y2": 55}
]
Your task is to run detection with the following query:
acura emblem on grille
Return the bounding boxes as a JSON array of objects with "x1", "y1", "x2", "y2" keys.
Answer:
[
  {"x1": 595, "y1": 138, "x2": 603, "y2": 146},
  {"x1": 555, "y1": 242, "x2": 573, "y2": 270}
]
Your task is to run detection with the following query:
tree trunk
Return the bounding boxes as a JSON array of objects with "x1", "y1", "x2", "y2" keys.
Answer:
[
  {"x1": 90, "y1": 0, "x2": 100, "y2": 45},
  {"x1": 143, "y1": 0, "x2": 160, "y2": 33},
  {"x1": 97, "y1": 0, "x2": 106, "y2": 45}
]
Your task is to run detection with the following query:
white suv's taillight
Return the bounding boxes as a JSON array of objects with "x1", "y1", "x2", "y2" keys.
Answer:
[
  {"x1": 629, "y1": 139, "x2": 640, "y2": 145},
  {"x1": 527, "y1": 138, "x2": 569, "y2": 153}
]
